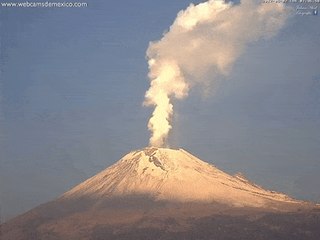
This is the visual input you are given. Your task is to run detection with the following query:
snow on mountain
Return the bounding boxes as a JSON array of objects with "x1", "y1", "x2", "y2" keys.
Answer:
[
  {"x1": 62, "y1": 147, "x2": 301, "y2": 209},
  {"x1": 3, "y1": 148, "x2": 319, "y2": 240}
]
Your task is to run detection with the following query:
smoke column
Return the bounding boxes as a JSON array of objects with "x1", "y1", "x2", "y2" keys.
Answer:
[{"x1": 144, "y1": 0, "x2": 290, "y2": 147}]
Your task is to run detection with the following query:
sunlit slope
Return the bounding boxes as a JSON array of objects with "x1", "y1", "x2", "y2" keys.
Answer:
[{"x1": 63, "y1": 147, "x2": 301, "y2": 209}]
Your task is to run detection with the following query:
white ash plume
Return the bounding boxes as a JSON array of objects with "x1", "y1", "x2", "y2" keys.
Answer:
[{"x1": 144, "y1": 0, "x2": 290, "y2": 147}]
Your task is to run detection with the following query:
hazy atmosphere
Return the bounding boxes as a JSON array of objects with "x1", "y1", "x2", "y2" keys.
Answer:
[{"x1": 1, "y1": 0, "x2": 319, "y2": 222}]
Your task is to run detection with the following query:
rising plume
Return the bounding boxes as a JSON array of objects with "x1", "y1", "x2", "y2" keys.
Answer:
[{"x1": 144, "y1": 0, "x2": 290, "y2": 147}]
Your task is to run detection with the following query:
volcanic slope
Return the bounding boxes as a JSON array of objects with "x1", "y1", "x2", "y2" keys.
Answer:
[{"x1": 2, "y1": 148, "x2": 319, "y2": 240}]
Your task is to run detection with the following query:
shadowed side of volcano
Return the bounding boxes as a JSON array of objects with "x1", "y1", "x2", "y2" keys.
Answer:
[{"x1": 2, "y1": 195, "x2": 320, "y2": 240}]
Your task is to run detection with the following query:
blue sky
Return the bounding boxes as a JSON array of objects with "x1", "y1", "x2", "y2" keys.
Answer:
[{"x1": 1, "y1": 0, "x2": 319, "y2": 220}]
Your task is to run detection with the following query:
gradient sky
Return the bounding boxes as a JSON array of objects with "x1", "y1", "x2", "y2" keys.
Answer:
[{"x1": 0, "y1": 0, "x2": 319, "y2": 221}]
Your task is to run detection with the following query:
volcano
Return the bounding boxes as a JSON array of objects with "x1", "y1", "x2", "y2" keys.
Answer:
[
  {"x1": 62, "y1": 148, "x2": 303, "y2": 209},
  {"x1": 2, "y1": 148, "x2": 320, "y2": 240}
]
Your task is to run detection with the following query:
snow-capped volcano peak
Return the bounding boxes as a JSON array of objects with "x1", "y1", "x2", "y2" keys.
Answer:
[
  {"x1": 62, "y1": 148, "x2": 300, "y2": 209},
  {"x1": 3, "y1": 148, "x2": 318, "y2": 240}
]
